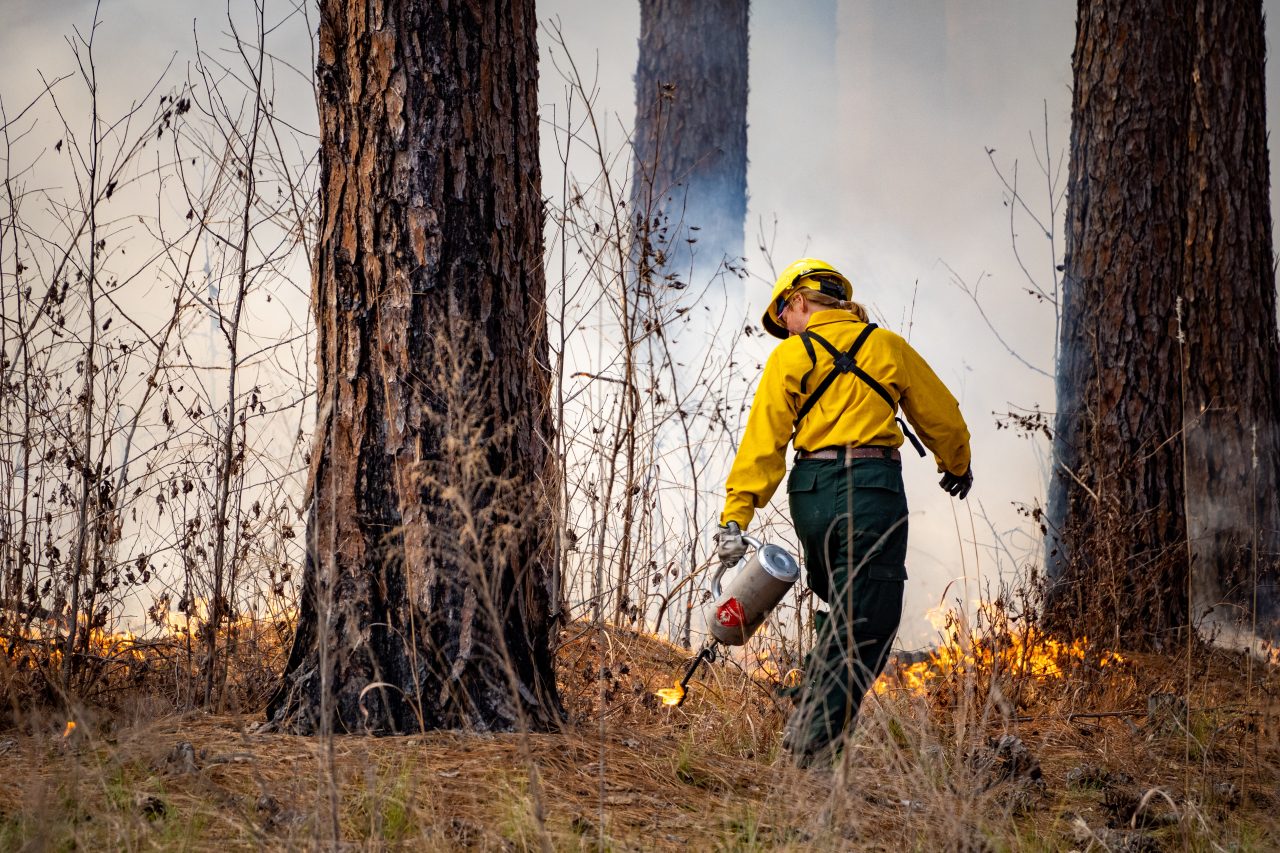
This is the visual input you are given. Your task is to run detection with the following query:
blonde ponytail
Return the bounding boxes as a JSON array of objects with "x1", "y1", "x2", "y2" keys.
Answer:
[{"x1": 804, "y1": 290, "x2": 868, "y2": 322}]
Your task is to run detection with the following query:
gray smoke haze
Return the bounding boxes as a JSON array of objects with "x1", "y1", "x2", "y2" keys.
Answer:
[{"x1": 5, "y1": 1, "x2": 1280, "y2": 648}]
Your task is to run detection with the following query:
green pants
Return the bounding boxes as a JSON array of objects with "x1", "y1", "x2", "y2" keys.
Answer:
[{"x1": 786, "y1": 455, "x2": 908, "y2": 757}]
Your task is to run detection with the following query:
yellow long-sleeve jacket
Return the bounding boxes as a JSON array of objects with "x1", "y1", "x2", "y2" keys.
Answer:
[{"x1": 720, "y1": 309, "x2": 971, "y2": 529}]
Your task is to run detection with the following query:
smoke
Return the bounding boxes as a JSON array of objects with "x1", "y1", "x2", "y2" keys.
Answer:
[
  {"x1": 541, "y1": 2, "x2": 1079, "y2": 646},
  {"x1": 9, "y1": 1, "x2": 1280, "y2": 649}
]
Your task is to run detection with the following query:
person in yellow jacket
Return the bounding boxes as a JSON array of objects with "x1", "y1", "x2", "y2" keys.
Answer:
[{"x1": 715, "y1": 258, "x2": 972, "y2": 766}]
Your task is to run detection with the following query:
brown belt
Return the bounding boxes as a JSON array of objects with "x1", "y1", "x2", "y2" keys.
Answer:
[{"x1": 796, "y1": 445, "x2": 901, "y2": 462}]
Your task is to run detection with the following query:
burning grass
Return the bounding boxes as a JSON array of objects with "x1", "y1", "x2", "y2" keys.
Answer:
[
  {"x1": 0, "y1": 620, "x2": 1276, "y2": 850},
  {"x1": 873, "y1": 603, "x2": 1129, "y2": 710},
  {"x1": 0, "y1": 613, "x2": 293, "y2": 719}
]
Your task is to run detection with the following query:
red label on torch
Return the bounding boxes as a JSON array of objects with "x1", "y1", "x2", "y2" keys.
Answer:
[{"x1": 716, "y1": 597, "x2": 745, "y2": 628}]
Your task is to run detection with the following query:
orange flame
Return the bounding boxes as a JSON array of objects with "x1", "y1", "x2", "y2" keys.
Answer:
[
  {"x1": 62, "y1": 721, "x2": 76, "y2": 738},
  {"x1": 874, "y1": 606, "x2": 1126, "y2": 696},
  {"x1": 0, "y1": 609, "x2": 295, "y2": 682},
  {"x1": 654, "y1": 680, "x2": 685, "y2": 706}
]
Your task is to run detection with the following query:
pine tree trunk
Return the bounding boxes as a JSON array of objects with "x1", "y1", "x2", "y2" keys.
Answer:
[
  {"x1": 1047, "y1": 0, "x2": 1280, "y2": 647},
  {"x1": 1179, "y1": 1, "x2": 1280, "y2": 639},
  {"x1": 268, "y1": 0, "x2": 561, "y2": 734},
  {"x1": 631, "y1": 0, "x2": 749, "y2": 278}
]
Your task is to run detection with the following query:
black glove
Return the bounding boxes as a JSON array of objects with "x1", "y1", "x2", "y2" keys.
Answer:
[
  {"x1": 939, "y1": 467, "x2": 973, "y2": 499},
  {"x1": 715, "y1": 521, "x2": 747, "y2": 568}
]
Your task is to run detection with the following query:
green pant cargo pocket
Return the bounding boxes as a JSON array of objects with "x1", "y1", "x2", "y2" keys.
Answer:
[
  {"x1": 853, "y1": 577, "x2": 904, "y2": 640},
  {"x1": 788, "y1": 465, "x2": 830, "y2": 600},
  {"x1": 787, "y1": 467, "x2": 819, "y2": 493},
  {"x1": 843, "y1": 482, "x2": 908, "y2": 577},
  {"x1": 854, "y1": 462, "x2": 903, "y2": 494},
  {"x1": 786, "y1": 467, "x2": 821, "y2": 529},
  {"x1": 867, "y1": 563, "x2": 907, "y2": 582}
]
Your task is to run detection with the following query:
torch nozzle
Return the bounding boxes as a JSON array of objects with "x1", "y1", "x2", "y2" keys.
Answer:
[{"x1": 674, "y1": 640, "x2": 718, "y2": 707}]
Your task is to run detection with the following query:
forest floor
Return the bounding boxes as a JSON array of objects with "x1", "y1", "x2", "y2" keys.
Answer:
[{"x1": 0, "y1": 625, "x2": 1276, "y2": 851}]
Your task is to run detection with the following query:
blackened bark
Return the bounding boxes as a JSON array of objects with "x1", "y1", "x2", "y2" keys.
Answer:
[
  {"x1": 1180, "y1": 1, "x2": 1280, "y2": 638},
  {"x1": 268, "y1": 0, "x2": 560, "y2": 734},
  {"x1": 631, "y1": 0, "x2": 749, "y2": 278},
  {"x1": 1048, "y1": 0, "x2": 1280, "y2": 647}
]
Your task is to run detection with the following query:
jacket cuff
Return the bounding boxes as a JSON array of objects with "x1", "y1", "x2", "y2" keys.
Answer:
[{"x1": 719, "y1": 499, "x2": 754, "y2": 531}]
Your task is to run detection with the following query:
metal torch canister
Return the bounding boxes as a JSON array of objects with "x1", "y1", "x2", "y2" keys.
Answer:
[{"x1": 705, "y1": 535, "x2": 801, "y2": 646}]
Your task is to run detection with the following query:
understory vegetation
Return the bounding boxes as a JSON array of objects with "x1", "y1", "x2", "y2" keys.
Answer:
[{"x1": 0, "y1": 618, "x2": 1276, "y2": 850}]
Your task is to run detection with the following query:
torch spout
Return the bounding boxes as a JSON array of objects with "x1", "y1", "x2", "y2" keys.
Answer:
[{"x1": 675, "y1": 640, "x2": 719, "y2": 707}]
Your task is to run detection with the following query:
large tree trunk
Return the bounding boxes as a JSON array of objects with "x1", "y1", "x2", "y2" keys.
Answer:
[
  {"x1": 631, "y1": 0, "x2": 749, "y2": 279},
  {"x1": 268, "y1": 0, "x2": 560, "y2": 734},
  {"x1": 1047, "y1": 0, "x2": 1280, "y2": 648},
  {"x1": 1179, "y1": 2, "x2": 1280, "y2": 644}
]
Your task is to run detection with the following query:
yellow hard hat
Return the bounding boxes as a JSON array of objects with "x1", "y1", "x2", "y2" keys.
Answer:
[{"x1": 761, "y1": 258, "x2": 852, "y2": 339}]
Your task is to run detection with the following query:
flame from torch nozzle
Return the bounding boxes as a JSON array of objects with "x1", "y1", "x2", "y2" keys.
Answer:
[
  {"x1": 654, "y1": 680, "x2": 685, "y2": 706},
  {"x1": 654, "y1": 641, "x2": 718, "y2": 707}
]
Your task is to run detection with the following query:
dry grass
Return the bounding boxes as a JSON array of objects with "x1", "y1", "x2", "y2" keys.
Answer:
[
  {"x1": 0, "y1": 624, "x2": 1276, "y2": 851},
  {"x1": 0, "y1": 615, "x2": 293, "y2": 723}
]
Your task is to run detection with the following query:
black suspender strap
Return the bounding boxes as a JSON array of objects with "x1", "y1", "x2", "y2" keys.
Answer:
[
  {"x1": 794, "y1": 323, "x2": 928, "y2": 458},
  {"x1": 806, "y1": 327, "x2": 891, "y2": 410},
  {"x1": 795, "y1": 325, "x2": 877, "y2": 422},
  {"x1": 898, "y1": 419, "x2": 928, "y2": 457},
  {"x1": 799, "y1": 333, "x2": 817, "y2": 394}
]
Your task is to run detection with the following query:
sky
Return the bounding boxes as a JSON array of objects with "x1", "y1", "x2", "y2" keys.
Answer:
[{"x1": 4, "y1": 1, "x2": 1280, "y2": 648}]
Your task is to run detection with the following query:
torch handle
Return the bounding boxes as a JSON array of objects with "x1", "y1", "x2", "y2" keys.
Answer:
[{"x1": 710, "y1": 534, "x2": 764, "y2": 599}]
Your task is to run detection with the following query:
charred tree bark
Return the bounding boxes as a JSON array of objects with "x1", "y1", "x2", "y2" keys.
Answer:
[
  {"x1": 1180, "y1": 1, "x2": 1280, "y2": 642},
  {"x1": 1047, "y1": 0, "x2": 1280, "y2": 647},
  {"x1": 268, "y1": 0, "x2": 560, "y2": 734},
  {"x1": 631, "y1": 0, "x2": 749, "y2": 278}
]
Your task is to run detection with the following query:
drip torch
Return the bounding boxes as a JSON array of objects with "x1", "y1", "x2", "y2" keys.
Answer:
[{"x1": 657, "y1": 535, "x2": 800, "y2": 707}]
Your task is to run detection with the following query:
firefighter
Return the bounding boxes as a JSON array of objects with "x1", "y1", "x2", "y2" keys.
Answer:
[{"x1": 715, "y1": 257, "x2": 972, "y2": 766}]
